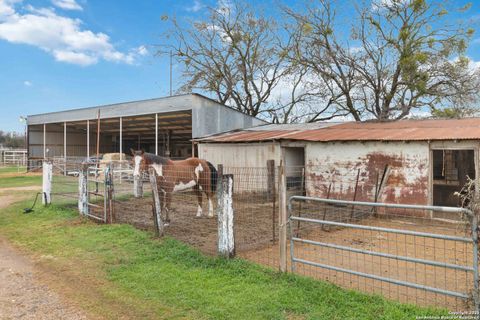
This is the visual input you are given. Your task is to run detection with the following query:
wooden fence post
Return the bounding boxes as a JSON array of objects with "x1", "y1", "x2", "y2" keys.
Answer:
[
  {"x1": 134, "y1": 173, "x2": 143, "y2": 198},
  {"x1": 267, "y1": 160, "x2": 276, "y2": 243},
  {"x1": 217, "y1": 174, "x2": 235, "y2": 258},
  {"x1": 78, "y1": 163, "x2": 89, "y2": 215},
  {"x1": 267, "y1": 160, "x2": 275, "y2": 201},
  {"x1": 279, "y1": 163, "x2": 287, "y2": 272},
  {"x1": 42, "y1": 161, "x2": 52, "y2": 205},
  {"x1": 148, "y1": 168, "x2": 164, "y2": 237}
]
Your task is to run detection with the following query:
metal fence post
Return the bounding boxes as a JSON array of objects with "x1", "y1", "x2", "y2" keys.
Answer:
[
  {"x1": 148, "y1": 168, "x2": 164, "y2": 237},
  {"x1": 471, "y1": 211, "x2": 479, "y2": 313},
  {"x1": 279, "y1": 163, "x2": 287, "y2": 272},
  {"x1": 267, "y1": 160, "x2": 275, "y2": 201},
  {"x1": 42, "y1": 161, "x2": 52, "y2": 205},
  {"x1": 78, "y1": 163, "x2": 89, "y2": 215},
  {"x1": 134, "y1": 173, "x2": 143, "y2": 198},
  {"x1": 217, "y1": 174, "x2": 235, "y2": 258}
]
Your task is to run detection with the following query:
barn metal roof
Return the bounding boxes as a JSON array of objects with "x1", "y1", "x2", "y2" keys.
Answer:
[{"x1": 194, "y1": 118, "x2": 480, "y2": 143}]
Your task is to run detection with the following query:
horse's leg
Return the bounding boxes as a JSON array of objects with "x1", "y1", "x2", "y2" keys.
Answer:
[
  {"x1": 207, "y1": 191, "x2": 214, "y2": 217},
  {"x1": 194, "y1": 185, "x2": 203, "y2": 217}
]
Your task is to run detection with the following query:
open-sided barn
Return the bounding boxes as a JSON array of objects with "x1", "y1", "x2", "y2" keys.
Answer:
[
  {"x1": 26, "y1": 93, "x2": 266, "y2": 160},
  {"x1": 195, "y1": 118, "x2": 480, "y2": 207}
]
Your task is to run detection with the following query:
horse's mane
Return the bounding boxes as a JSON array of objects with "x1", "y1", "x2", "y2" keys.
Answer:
[{"x1": 143, "y1": 153, "x2": 170, "y2": 165}]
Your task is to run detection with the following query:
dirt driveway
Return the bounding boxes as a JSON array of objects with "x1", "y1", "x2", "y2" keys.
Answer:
[{"x1": 0, "y1": 187, "x2": 87, "y2": 320}]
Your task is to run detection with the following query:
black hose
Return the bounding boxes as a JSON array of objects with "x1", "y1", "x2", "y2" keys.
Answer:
[{"x1": 23, "y1": 192, "x2": 47, "y2": 214}]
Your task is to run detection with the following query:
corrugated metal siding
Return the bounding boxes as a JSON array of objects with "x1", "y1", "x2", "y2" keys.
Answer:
[
  {"x1": 196, "y1": 118, "x2": 480, "y2": 142},
  {"x1": 304, "y1": 141, "x2": 430, "y2": 205}
]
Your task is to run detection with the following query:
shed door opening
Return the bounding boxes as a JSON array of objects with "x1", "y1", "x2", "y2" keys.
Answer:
[
  {"x1": 432, "y1": 149, "x2": 475, "y2": 207},
  {"x1": 283, "y1": 147, "x2": 305, "y2": 193}
]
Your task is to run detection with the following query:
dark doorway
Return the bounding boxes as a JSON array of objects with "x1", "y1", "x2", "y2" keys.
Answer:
[
  {"x1": 283, "y1": 147, "x2": 305, "y2": 192},
  {"x1": 432, "y1": 149, "x2": 475, "y2": 207}
]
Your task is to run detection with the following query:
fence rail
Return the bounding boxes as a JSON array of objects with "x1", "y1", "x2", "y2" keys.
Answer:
[
  {"x1": 44, "y1": 160, "x2": 480, "y2": 312},
  {"x1": 288, "y1": 195, "x2": 478, "y2": 311}
]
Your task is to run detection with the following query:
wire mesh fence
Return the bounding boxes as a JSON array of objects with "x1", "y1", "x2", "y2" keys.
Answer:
[
  {"x1": 288, "y1": 196, "x2": 477, "y2": 311},
  {"x1": 45, "y1": 159, "x2": 480, "y2": 311},
  {"x1": 112, "y1": 164, "x2": 219, "y2": 255}
]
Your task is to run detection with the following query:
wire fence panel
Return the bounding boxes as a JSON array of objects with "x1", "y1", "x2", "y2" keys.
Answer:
[
  {"x1": 288, "y1": 196, "x2": 477, "y2": 311},
  {"x1": 50, "y1": 160, "x2": 81, "y2": 207},
  {"x1": 113, "y1": 165, "x2": 218, "y2": 255}
]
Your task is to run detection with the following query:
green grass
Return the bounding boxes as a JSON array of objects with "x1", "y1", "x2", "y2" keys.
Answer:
[
  {"x1": 0, "y1": 175, "x2": 41, "y2": 188},
  {"x1": 0, "y1": 198, "x2": 447, "y2": 319},
  {"x1": 0, "y1": 173, "x2": 447, "y2": 319},
  {"x1": 0, "y1": 166, "x2": 26, "y2": 175}
]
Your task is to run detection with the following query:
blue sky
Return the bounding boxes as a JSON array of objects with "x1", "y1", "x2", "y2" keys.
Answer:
[{"x1": 0, "y1": 0, "x2": 479, "y2": 133}]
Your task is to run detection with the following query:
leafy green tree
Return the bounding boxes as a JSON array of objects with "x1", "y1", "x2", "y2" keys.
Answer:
[{"x1": 286, "y1": 0, "x2": 479, "y2": 121}]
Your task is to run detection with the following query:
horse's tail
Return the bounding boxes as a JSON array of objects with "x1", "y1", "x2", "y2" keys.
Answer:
[{"x1": 207, "y1": 161, "x2": 217, "y2": 192}]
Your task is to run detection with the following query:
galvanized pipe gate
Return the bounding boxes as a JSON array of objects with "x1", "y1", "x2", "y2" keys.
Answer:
[{"x1": 287, "y1": 196, "x2": 479, "y2": 312}]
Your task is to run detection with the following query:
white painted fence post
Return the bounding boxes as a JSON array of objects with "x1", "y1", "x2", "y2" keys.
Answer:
[
  {"x1": 42, "y1": 161, "x2": 52, "y2": 205},
  {"x1": 78, "y1": 163, "x2": 89, "y2": 215},
  {"x1": 217, "y1": 174, "x2": 235, "y2": 258},
  {"x1": 134, "y1": 174, "x2": 143, "y2": 198},
  {"x1": 148, "y1": 168, "x2": 164, "y2": 237}
]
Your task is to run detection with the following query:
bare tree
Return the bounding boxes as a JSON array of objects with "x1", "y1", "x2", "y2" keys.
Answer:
[
  {"x1": 161, "y1": 1, "x2": 307, "y2": 120},
  {"x1": 286, "y1": 0, "x2": 480, "y2": 121}
]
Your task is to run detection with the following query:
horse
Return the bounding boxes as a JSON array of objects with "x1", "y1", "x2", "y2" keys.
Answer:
[{"x1": 131, "y1": 149, "x2": 218, "y2": 224}]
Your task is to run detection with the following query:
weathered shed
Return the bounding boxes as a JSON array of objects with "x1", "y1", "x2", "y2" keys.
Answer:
[{"x1": 195, "y1": 118, "x2": 480, "y2": 207}]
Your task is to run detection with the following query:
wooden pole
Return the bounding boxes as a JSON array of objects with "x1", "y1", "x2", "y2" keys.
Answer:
[
  {"x1": 95, "y1": 110, "x2": 101, "y2": 194},
  {"x1": 267, "y1": 160, "x2": 276, "y2": 243},
  {"x1": 149, "y1": 168, "x2": 164, "y2": 237},
  {"x1": 350, "y1": 169, "x2": 361, "y2": 219},
  {"x1": 217, "y1": 174, "x2": 235, "y2": 258},
  {"x1": 321, "y1": 183, "x2": 332, "y2": 231},
  {"x1": 96, "y1": 110, "x2": 100, "y2": 161},
  {"x1": 78, "y1": 163, "x2": 88, "y2": 215},
  {"x1": 42, "y1": 161, "x2": 52, "y2": 205},
  {"x1": 279, "y1": 162, "x2": 287, "y2": 272}
]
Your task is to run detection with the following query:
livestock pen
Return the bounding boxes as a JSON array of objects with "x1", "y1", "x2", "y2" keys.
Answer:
[{"x1": 44, "y1": 159, "x2": 480, "y2": 312}]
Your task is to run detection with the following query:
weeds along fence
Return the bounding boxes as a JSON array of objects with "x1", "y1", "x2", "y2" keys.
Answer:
[{"x1": 43, "y1": 159, "x2": 480, "y2": 311}]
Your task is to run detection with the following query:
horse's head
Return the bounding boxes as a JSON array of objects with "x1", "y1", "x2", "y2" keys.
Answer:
[{"x1": 131, "y1": 149, "x2": 147, "y2": 177}]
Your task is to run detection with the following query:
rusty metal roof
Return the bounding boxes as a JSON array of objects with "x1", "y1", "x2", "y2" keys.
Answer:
[{"x1": 195, "y1": 118, "x2": 480, "y2": 143}]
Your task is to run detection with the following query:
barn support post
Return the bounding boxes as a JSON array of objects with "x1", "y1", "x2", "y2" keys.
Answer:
[
  {"x1": 134, "y1": 174, "x2": 143, "y2": 198},
  {"x1": 119, "y1": 117, "x2": 123, "y2": 158},
  {"x1": 78, "y1": 163, "x2": 89, "y2": 215},
  {"x1": 42, "y1": 161, "x2": 52, "y2": 205},
  {"x1": 278, "y1": 162, "x2": 287, "y2": 272},
  {"x1": 43, "y1": 123, "x2": 46, "y2": 159},
  {"x1": 86, "y1": 120, "x2": 90, "y2": 159},
  {"x1": 148, "y1": 168, "x2": 164, "y2": 237},
  {"x1": 155, "y1": 113, "x2": 158, "y2": 155},
  {"x1": 217, "y1": 174, "x2": 235, "y2": 258},
  {"x1": 63, "y1": 121, "x2": 67, "y2": 175}
]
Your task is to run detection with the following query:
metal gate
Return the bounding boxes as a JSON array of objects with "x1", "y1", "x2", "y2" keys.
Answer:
[
  {"x1": 288, "y1": 196, "x2": 479, "y2": 311},
  {"x1": 81, "y1": 164, "x2": 113, "y2": 223}
]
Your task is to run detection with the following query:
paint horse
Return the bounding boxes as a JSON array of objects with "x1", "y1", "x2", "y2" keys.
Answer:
[{"x1": 131, "y1": 149, "x2": 217, "y2": 223}]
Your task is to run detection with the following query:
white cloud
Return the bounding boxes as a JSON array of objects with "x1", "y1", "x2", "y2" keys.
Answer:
[
  {"x1": 51, "y1": 0, "x2": 82, "y2": 11},
  {"x1": 186, "y1": 0, "x2": 203, "y2": 12},
  {"x1": 23, "y1": 80, "x2": 32, "y2": 86},
  {"x1": 0, "y1": 1, "x2": 143, "y2": 66},
  {"x1": 134, "y1": 45, "x2": 148, "y2": 56}
]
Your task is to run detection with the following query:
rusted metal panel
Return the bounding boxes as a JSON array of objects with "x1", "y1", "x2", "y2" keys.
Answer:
[
  {"x1": 196, "y1": 118, "x2": 480, "y2": 143},
  {"x1": 304, "y1": 141, "x2": 430, "y2": 205}
]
